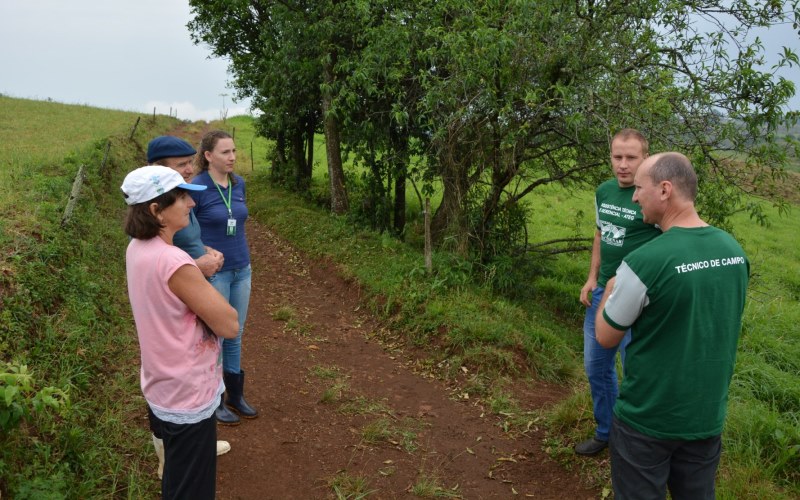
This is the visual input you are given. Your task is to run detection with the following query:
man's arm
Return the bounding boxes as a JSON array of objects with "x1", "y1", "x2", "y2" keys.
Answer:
[
  {"x1": 580, "y1": 229, "x2": 601, "y2": 307},
  {"x1": 195, "y1": 246, "x2": 224, "y2": 277},
  {"x1": 595, "y1": 277, "x2": 626, "y2": 347}
]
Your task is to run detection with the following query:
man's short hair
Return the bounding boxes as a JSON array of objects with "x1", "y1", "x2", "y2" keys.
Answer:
[
  {"x1": 612, "y1": 128, "x2": 649, "y2": 156},
  {"x1": 650, "y1": 153, "x2": 698, "y2": 201}
]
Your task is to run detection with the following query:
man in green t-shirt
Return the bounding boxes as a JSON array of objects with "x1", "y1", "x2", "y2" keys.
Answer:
[
  {"x1": 597, "y1": 152, "x2": 749, "y2": 499},
  {"x1": 576, "y1": 129, "x2": 661, "y2": 456}
]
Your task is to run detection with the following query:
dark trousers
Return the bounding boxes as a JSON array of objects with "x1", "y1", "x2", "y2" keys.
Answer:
[
  {"x1": 147, "y1": 405, "x2": 162, "y2": 438},
  {"x1": 610, "y1": 416, "x2": 721, "y2": 500},
  {"x1": 150, "y1": 409, "x2": 217, "y2": 500}
]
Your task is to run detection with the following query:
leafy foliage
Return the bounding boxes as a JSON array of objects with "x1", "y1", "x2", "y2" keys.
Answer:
[
  {"x1": 0, "y1": 363, "x2": 67, "y2": 432},
  {"x1": 188, "y1": 0, "x2": 799, "y2": 262}
]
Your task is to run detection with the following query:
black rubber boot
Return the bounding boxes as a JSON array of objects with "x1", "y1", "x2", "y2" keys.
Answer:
[
  {"x1": 215, "y1": 394, "x2": 240, "y2": 425},
  {"x1": 224, "y1": 370, "x2": 258, "y2": 418}
]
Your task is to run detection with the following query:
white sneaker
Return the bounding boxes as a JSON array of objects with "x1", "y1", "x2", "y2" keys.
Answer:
[
  {"x1": 216, "y1": 440, "x2": 231, "y2": 456},
  {"x1": 151, "y1": 434, "x2": 165, "y2": 479}
]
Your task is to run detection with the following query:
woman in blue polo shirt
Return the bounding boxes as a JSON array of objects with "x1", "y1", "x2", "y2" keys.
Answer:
[{"x1": 191, "y1": 130, "x2": 258, "y2": 425}]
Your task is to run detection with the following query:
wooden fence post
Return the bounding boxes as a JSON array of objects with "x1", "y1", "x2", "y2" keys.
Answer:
[
  {"x1": 99, "y1": 140, "x2": 111, "y2": 175},
  {"x1": 61, "y1": 165, "x2": 86, "y2": 227},
  {"x1": 129, "y1": 116, "x2": 141, "y2": 139},
  {"x1": 251, "y1": 141, "x2": 254, "y2": 172},
  {"x1": 424, "y1": 197, "x2": 432, "y2": 273}
]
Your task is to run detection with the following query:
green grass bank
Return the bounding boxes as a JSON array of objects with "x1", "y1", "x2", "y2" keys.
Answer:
[{"x1": 0, "y1": 98, "x2": 185, "y2": 498}]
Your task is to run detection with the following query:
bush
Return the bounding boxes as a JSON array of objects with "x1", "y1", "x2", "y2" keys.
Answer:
[{"x1": 0, "y1": 362, "x2": 67, "y2": 433}]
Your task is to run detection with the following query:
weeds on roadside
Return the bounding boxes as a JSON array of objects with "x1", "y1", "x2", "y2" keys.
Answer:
[
  {"x1": 339, "y1": 396, "x2": 392, "y2": 416},
  {"x1": 362, "y1": 417, "x2": 423, "y2": 453},
  {"x1": 309, "y1": 365, "x2": 340, "y2": 379},
  {"x1": 329, "y1": 471, "x2": 376, "y2": 499},
  {"x1": 307, "y1": 365, "x2": 350, "y2": 404},
  {"x1": 0, "y1": 107, "x2": 178, "y2": 497},
  {"x1": 410, "y1": 473, "x2": 462, "y2": 498},
  {"x1": 272, "y1": 305, "x2": 295, "y2": 321},
  {"x1": 321, "y1": 382, "x2": 350, "y2": 404}
]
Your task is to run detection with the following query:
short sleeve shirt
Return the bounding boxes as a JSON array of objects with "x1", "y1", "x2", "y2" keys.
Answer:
[
  {"x1": 191, "y1": 172, "x2": 250, "y2": 272},
  {"x1": 126, "y1": 237, "x2": 223, "y2": 423},
  {"x1": 603, "y1": 226, "x2": 749, "y2": 439},
  {"x1": 594, "y1": 179, "x2": 661, "y2": 287}
]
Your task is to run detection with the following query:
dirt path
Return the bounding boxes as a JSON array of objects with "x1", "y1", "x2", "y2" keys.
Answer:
[{"x1": 213, "y1": 220, "x2": 599, "y2": 499}]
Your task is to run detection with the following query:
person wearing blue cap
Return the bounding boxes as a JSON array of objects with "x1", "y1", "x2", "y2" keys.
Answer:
[
  {"x1": 122, "y1": 166, "x2": 239, "y2": 500},
  {"x1": 145, "y1": 136, "x2": 232, "y2": 475},
  {"x1": 147, "y1": 136, "x2": 225, "y2": 278}
]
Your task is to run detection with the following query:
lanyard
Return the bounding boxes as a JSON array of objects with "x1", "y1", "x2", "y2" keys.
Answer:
[{"x1": 213, "y1": 175, "x2": 233, "y2": 218}]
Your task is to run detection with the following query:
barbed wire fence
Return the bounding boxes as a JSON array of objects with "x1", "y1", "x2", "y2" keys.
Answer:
[{"x1": 62, "y1": 112, "x2": 262, "y2": 226}]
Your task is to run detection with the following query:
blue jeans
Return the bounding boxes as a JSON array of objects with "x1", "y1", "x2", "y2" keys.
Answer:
[
  {"x1": 208, "y1": 264, "x2": 251, "y2": 374},
  {"x1": 584, "y1": 286, "x2": 631, "y2": 441}
]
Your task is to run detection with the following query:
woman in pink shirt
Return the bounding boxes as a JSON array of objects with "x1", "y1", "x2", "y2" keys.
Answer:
[{"x1": 122, "y1": 166, "x2": 238, "y2": 499}]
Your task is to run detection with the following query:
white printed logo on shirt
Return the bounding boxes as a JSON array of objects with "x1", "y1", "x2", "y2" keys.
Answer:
[{"x1": 600, "y1": 221, "x2": 626, "y2": 247}]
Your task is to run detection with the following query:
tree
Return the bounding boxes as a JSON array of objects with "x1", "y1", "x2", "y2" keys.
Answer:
[
  {"x1": 189, "y1": 0, "x2": 799, "y2": 258},
  {"x1": 188, "y1": 0, "x2": 348, "y2": 209},
  {"x1": 407, "y1": 0, "x2": 799, "y2": 258},
  {"x1": 334, "y1": 1, "x2": 427, "y2": 235}
]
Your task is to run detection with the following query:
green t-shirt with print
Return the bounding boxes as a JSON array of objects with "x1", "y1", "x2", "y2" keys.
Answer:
[
  {"x1": 595, "y1": 179, "x2": 661, "y2": 287},
  {"x1": 603, "y1": 226, "x2": 749, "y2": 440}
]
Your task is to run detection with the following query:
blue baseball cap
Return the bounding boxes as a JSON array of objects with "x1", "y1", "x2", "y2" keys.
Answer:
[{"x1": 147, "y1": 136, "x2": 197, "y2": 163}]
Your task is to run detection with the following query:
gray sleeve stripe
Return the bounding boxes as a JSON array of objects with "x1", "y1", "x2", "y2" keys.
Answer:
[
  {"x1": 594, "y1": 196, "x2": 600, "y2": 229},
  {"x1": 604, "y1": 261, "x2": 649, "y2": 328}
]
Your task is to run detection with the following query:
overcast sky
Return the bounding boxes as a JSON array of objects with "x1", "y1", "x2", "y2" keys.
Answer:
[
  {"x1": 0, "y1": 0, "x2": 251, "y2": 121},
  {"x1": 1, "y1": 1, "x2": 798, "y2": 122}
]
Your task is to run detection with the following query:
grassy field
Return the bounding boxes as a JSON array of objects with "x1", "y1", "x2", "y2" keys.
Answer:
[
  {"x1": 1, "y1": 98, "x2": 797, "y2": 498},
  {"x1": 0, "y1": 95, "x2": 148, "y2": 186}
]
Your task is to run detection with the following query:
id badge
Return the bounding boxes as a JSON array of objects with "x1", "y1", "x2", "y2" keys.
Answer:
[{"x1": 227, "y1": 218, "x2": 237, "y2": 236}]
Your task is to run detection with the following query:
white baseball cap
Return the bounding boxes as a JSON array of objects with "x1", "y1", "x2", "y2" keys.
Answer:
[{"x1": 121, "y1": 165, "x2": 206, "y2": 205}]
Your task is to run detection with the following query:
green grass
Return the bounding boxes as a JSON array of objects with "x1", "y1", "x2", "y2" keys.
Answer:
[
  {"x1": 0, "y1": 95, "x2": 147, "y2": 189},
  {"x1": 0, "y1": 97, "x2": 184, "y2": 497},
  {"x1": 410, "y1": 474, "x2": 462, "y2": 498},
  {"x1": 361, "y1": 417, "x2": 422, "y2": 453},
  {"x1": 309, "y1": 364, "x2": 342, "y2": 380},
  {"x1": 271, "y1": 304, "x2": 296, "y2": 321},
  {"x1": 329, "y1": 471, "x2": 376, "y2": 499}
]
